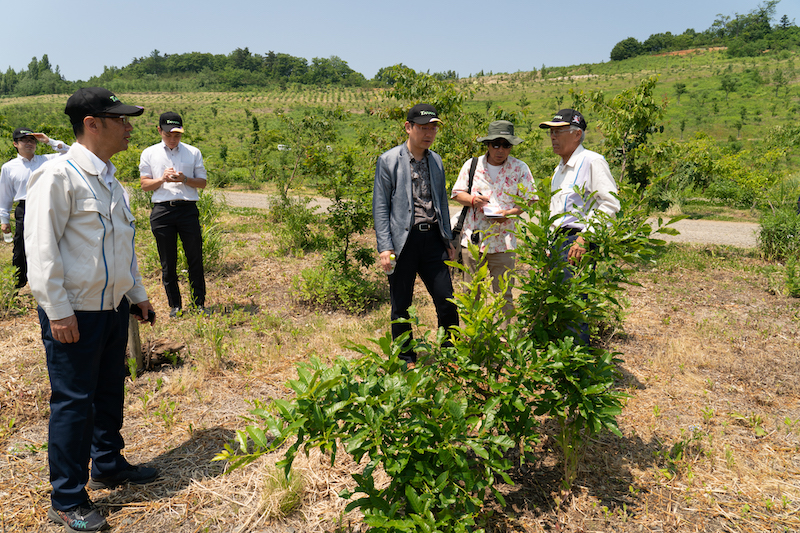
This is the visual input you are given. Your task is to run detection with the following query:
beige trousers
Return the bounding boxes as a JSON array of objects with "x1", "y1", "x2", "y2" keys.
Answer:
[{"x1": 462, "y1": 249, "x2": 516, "y2": 318}]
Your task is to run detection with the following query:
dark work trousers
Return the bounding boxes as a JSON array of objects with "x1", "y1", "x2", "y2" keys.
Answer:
[
  {"x1": 39, "y1": 300, "x2": 131, "y2": 510},
  {"x1": 389, "y1": 224, "x2": 458, "y2": 362},
  {"x1": 557, "y1": 232, "x2": 594, "y2": 345},
  {"x1": 150, "y1": 201, "x2": 205, "y2": 309},
  {"x1": 12, "y1": 201, "x2": 26, "y2": 288}
]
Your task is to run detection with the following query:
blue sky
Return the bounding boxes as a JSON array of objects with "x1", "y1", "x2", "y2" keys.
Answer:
[{"x1": 2, "y1": 0, "x2": 799, "y2": 82}]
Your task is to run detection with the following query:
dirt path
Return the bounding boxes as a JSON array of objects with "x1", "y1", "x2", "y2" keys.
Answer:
[
  {"x1": 650, "y1": 217, "x2": 758, "y2": 248},
  {"x1": 216, "y1": 191, "x2": 760, "y2": 248}
]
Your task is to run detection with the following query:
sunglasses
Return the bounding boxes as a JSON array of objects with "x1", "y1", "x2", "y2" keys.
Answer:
[{"x1": 488, "y1": 141, "x2": 512, "y2": 149}]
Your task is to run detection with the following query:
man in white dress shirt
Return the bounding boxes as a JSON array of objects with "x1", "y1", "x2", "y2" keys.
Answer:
[
  {"x1": 139, "y1": 112, "x2": 208, "y2": 318},
  {"x1": 539, "y1": 108, "x2": 620, "y2": 343},
  {"x1": 0, "y1": 128, "x2": 69, "y2": 288}
]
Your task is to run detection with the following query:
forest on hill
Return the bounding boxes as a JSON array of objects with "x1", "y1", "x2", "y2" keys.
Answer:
[
  {"x1": 610, "y1": 0, "x2": 799, "y2": 60},
  {"x1": 0, "y1": 1, "x2": 796, "y2": 97}
]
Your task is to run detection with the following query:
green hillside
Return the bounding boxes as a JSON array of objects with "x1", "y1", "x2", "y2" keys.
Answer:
[{"x1": 1, "y1": 45, "x2": 798, "y2": 217}]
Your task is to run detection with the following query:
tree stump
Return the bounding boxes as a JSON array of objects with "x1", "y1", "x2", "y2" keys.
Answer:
[{"x1": 128, "y1": 313, "x2": 143, "y2": 375}]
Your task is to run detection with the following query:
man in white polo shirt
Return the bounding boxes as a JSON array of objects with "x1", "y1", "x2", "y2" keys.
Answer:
[
  {"x1": 139, "y1": 112, "x2": 208, "y2": 318},
  {"x1": 0, "y1": 128, "x2": 69, "y2": 288}
]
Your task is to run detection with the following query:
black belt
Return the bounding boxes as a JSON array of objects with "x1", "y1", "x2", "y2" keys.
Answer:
[
  {"x1": 413, "y1": 222, "x2": 438, "y2": 232},
  {"x1": 556, "y1": 226, "x2": 582, "y2": 236},
  {"x1": 158, "y1": 200, "x2": 196, "y2": 207}
]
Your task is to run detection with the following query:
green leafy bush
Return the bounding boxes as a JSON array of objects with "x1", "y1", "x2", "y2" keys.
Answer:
[
  {"x1": 267, "y1": 195, "x2": 324, "y2": 256},
  {"x1": 758, "y1": 207, "x2": 800, "y2": 261},
  {"x1": 293, "y1": 265, "x2": 383, "y2": 314},
  {"x1": 513, "y1": 178, "x2": 676, "y2": 485},
  {"x1": 217, "y1": 281, "x2": 525, "y2": 531},
  {"x1": 0, "y1": 265, "x2": 24, "y2": 317},
  {"x1": 217, "y1": 237, "x2": 649, "y2": 528},
  {"x1": 292, "y1": 196, "x2": 382, "y2": 314}
]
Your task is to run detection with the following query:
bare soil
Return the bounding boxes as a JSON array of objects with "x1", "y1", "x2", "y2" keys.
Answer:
[{"x1": 0, "y1": 207, "x2": 797, "y2": 533}]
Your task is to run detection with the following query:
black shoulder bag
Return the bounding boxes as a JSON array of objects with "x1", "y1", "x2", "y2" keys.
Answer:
[{"x1": 451, "y1": 156, "x2": 478, "y2": 265}]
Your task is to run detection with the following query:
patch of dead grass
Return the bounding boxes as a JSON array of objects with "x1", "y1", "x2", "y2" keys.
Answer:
[{"x1": 1, "y1": 226, "x2": 799, "y2": 532}]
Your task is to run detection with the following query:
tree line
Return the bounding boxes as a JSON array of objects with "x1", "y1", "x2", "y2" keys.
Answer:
[
  {"x1": 610, "y1": 0, "x2": 798, "y2": 61},
  {"x1": 0, "y1": 48, "x2": 461, "y2": 97}
]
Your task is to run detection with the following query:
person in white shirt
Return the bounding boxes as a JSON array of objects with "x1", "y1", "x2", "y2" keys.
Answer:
[
  {"x1": 0, "y1": 128, "x2": 69, "y2": 288},
  {"x1": 539, "y1": 108, "x2": 621, "y2": 343},
  {"x1": 139, "y1": 112, "x2": 208, "y2": 318},
  {"x1": 451, "y1": 120, "x2": 536, "y2": 317},
  {"x1": 26, "y1": 86, "x2": 157, "y2": 533}
]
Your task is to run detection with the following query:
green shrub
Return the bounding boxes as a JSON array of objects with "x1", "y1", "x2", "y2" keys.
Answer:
[
  {"x1": 216, "y1": 289, "x2": 520, "y2": 531},
  {"x1": 513, "y1": 178, "x2": 675, "y2": 486},
  {"x1": 785, "y1": 258, "x2": 800, "y2": 298},
  {"x1": 267, "y1": 195, "x2": 324, "y2": 256},
  {"x1": 758, "y1": 208, "x2": 800, "y2": 261},
  {"x1": 0, "y1": 265, "x2": 24, "y2": 317},
  {"x1": 217, "y1": 237, "x2": 640, "y2": 529},
  {"x1": 206, "y1": 169, "x2": 232, "y2": 189},
  {"x1": 293, "y1": 265, "x2": 383, "y2": 314}
]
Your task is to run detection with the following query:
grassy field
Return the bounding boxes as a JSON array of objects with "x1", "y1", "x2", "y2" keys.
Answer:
[
  {"x1": 1, "y1": 47, "x2": 798, "y2": 186},
  {"x1": 0, "y1": 203, "x2": 798, "y2": 532}
]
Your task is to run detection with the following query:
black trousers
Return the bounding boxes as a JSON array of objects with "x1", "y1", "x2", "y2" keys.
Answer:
[
  {"x1": 150, "y1": 202, "x2": 205, "y2": 308},
  {"x1": 39, "y1": 301, "x2": 131, "y2": 510},
  {"x1": 556, "y1": 232, "x2": 593, "y2": 345},
  {"x1": 12, "y1": 201, "x2": 26, "y2": 288},
  {"x1": 389, "y1": 225, "x2": 458, "y2": 362}
]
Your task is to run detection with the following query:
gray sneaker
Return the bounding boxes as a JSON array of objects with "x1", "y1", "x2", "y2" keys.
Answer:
[
  {"x1": 87, "y1": 464, "x2": 159, "y2": 490},
  {"x1": 48, "y1": 501, "x2": 109, "y2": 532}
]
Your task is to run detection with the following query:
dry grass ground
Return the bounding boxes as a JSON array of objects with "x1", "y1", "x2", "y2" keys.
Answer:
[{"x1": 0, "y1": 209, "x2": 798, "y2": 532}]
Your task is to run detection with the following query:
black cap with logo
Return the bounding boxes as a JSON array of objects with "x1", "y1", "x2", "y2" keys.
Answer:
[
  {"x1": 12, "y1": 127, "x2": 35, "y2": 141},
  {"x1": 539, "y1": 109, "x2": 587, "y2": 130},
  {"x1": 159, "y1": 112, "x2": 184, "y2": 133},
  {"x1": 64, "y1": 87, "x2": 144, "y2": 123},
  {"x1": 406, "y1": 103, "x2": 442, "y2": 125}
]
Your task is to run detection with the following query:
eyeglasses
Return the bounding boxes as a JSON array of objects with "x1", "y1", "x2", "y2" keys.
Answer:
[
  {"x1": 549, "y1": 128, "x2": 575, "y2": 136},
  {"x1": 415, "y1": 124, "x2": 439, "y2": 132},
  {"x1": 16, "y1": 137, "x2": 37, "y2": 144},
  {"x1": 488, "y1": 141, "x2": 512, "y2": 149},
  {"x1": 95, "y1": 114, "x2": 131, "y2": 125}
]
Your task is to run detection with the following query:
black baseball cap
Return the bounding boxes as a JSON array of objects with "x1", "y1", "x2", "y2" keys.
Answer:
[
  {"x1": 539, "y1": 109, "x2": 587, "y2": 130},
  {"x1": 64, "y1": 87, "x2": 144, "y2": 122},
  {"x1": 406, "y1": 103, "x2": 442, "y2": 125},
  {"x1": 159, "y1": 112, "x2": 184, "y2": 133},
  {"x1": 12, "y1": 127, "x2": 35, "y2": 141}
]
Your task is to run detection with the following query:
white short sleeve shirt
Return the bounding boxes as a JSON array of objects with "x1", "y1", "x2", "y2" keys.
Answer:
[{"x1": 139, "y1": 141, "x2": 207, "y2": 203}]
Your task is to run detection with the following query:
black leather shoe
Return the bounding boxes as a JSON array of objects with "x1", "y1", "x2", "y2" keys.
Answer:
[
  {"x1": 48, "y1": 500, "x2": 109, "y2": 531},
  {"x1": 87, "y1": 465, "x2": 158, "y2": 490}
]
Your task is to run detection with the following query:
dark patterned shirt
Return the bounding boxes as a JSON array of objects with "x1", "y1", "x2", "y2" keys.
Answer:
[{"x1": 409, "y1": 151, "x2": 437, "y2": 226}]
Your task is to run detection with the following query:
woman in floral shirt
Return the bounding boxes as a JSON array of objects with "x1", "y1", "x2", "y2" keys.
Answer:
[{"x1": 451, "y1": 120, "x2": 537, "y2": 317}]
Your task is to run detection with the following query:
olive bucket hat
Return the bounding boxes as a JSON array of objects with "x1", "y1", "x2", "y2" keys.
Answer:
[{"x1": 476, "y1": 120, "x2": 523, "y2": 145}]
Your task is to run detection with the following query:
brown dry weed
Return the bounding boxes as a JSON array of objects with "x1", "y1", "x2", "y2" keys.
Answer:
[{"x1": 1, "y1": 211, "x2": 799, "y2": 532}]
